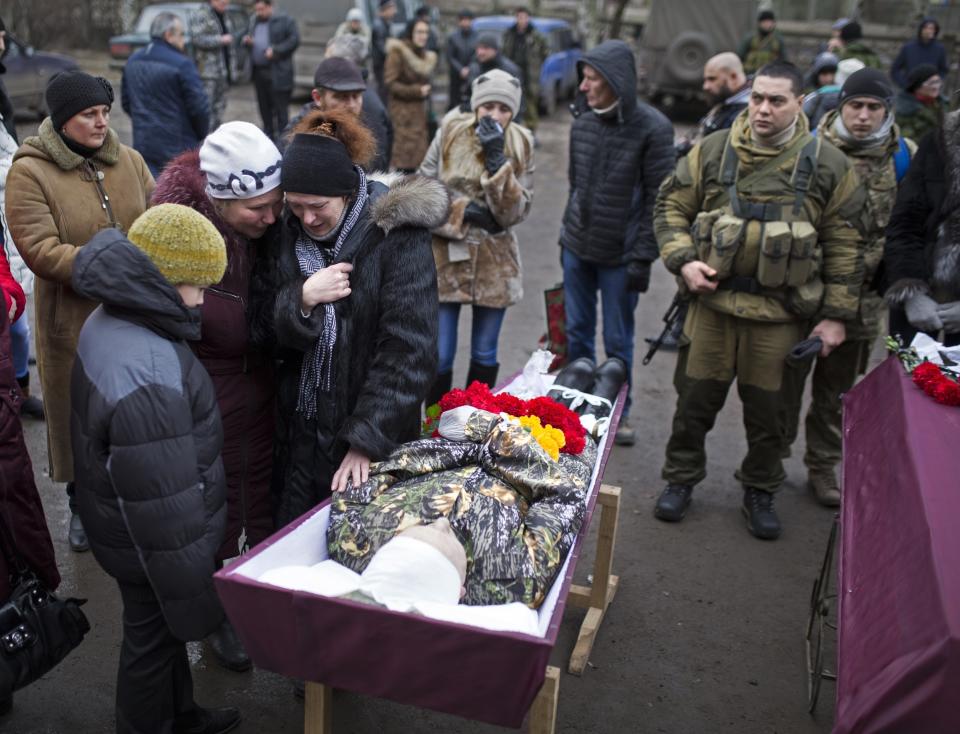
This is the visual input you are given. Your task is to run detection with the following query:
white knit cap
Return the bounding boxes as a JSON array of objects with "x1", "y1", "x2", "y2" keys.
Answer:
[
  {"x1": 346, "y1": 8, "x2": 363, "y2": 22},
  {"x1": 471, "y1": 68, "x2": 523, "y2": 117},
  {"x1": 200, "y1": 121, "x2": 283, "y2": 200}
]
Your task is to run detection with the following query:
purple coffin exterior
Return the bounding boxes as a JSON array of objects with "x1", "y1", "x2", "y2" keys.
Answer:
[
  {"x1": 836, "y1": 356, "x2": 960, "y2": 733},
  {"x1": 214, "y1": 387, "x2": 626, "y2": 729}
]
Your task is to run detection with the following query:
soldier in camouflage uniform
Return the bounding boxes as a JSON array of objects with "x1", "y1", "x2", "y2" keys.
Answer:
[
  {"x1": 652, "y1": 62, "x2": 865, "y2": 540},
  {"x1": 737, "y1": 10, "x2": 787, "y2": 76},
  {"x1": 501, "y1": 7, "x2": 549, "y2": 134},
  {"x1": 328, "y1": 408, "x2": 597, "y2": 609},
  {"x1": 190, "y1": 0, "x2": 239, "y2": 130},
  {"x1": 780, "y1": 69, "x2": 914, "y2": 506}
]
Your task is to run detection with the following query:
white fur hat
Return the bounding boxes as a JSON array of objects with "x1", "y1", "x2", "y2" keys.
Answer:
[
  {"x1": 346, "y1": 8, "x2": 363, "y2": 22},
  {"x1": 200, "y1": 121, "x2": 282, "y2": 200}
]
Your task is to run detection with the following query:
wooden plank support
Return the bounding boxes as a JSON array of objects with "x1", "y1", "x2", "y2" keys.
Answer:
[
  {"x1": 568, "y1": 484, "x2": 621, "y2": 676},
  {"x1": 528, "y1": 666, "x2": 561, "y2": 734},
  {"x1": 304, "y1": 681, "x2": 333, "y2": 734}
]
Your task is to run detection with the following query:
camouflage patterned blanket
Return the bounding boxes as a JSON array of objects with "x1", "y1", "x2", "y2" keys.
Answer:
[{"x1": 328, "y1": 410, "x2": 598, "y2": 608}]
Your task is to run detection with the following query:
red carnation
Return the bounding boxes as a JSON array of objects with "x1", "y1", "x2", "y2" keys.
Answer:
[
  {"x1": 931, "y1": 378, "x2": 960, "y2": 406},
  {"x1": 913, "y1": 361, "x2": 942, "y2": 390}
]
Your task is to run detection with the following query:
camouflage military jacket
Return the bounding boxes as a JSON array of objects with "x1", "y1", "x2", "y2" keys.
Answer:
[
  {"x1": 190, "y1": 5, "x2": 239, "y2": 81},
  {"x1": 655, "y1": 111, "x2": 865, "y2": 323},
  {"x1": 819, "y1": 110, "x2": 915, "y2": 339},
  {"x1": 328, "y1": 410, "x2": 598, "y2": 609}
]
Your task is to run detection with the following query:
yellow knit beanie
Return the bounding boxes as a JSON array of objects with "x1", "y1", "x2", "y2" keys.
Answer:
[{"x1": 127, "y1": 204, "x2": 227, "y2": 286}]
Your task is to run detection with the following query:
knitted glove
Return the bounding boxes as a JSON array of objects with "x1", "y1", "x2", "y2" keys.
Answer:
[
  {"x1": 905, "y1": 293, "x2": 943, "y2": 333},
  {"x1": 936, "y1": 301, "x2": 960, "y2": 333},
  {"x1": 626, "y1": 260, "x2": 652, "y2": 293},
  {"x1": 463, "y1": 201, "x2": 504, "y2": 234},
  {"x1": 476, "y1": 116, "x2": 507, "y2": 175}
]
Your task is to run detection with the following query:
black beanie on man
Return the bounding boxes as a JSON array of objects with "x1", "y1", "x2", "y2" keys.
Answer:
[
  {"x1": 281, "y1": 133, "x2": 358, "y2": 197},
  {"x1": 839, "y1": 68, "x2": 894, "y2": 109},
  {"x1": 906, "y1": 63, "x2": 939, "y2": 93},
  {"x1": 840, "y1": 21, "x2": 863, "y2": 43},
  {"x1": 758, "y1": 10, "x2": 775, "y2": 22},
  {"x1": 45, "y1": 70, "x2": 114, "y2": 130}
]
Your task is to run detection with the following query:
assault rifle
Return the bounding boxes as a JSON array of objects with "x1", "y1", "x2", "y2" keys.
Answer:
[{"x1": 642, "y1": 293, "x2": 687, "y2": 365}]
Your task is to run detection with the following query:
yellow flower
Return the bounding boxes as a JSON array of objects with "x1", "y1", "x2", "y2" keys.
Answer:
[{"x1": 509, "y1": 414, "x2": 565, "y2": 461}]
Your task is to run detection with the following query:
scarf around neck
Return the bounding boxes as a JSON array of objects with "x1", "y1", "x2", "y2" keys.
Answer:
[
  {"x1": 830, "y1": 111, "x2": 895, "y2": 150},
  {"x1": 294, "y1": 166, "x2": 368, "y2": 419}
]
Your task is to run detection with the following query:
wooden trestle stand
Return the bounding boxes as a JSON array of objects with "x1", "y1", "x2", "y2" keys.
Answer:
[{"x1": 304, "y1": 484, "x2": 622, "y2": 734}]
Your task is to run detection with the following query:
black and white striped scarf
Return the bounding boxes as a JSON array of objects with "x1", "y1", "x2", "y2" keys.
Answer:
[{"x1": 294, "y1": 167, "x2": 368, "y2": 419}]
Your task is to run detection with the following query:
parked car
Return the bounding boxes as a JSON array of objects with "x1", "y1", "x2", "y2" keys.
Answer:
[
  {"x1": 1, "y1": 33, "x2": 78, "y2": 120},
  {"x1": 108, "y1": 2, "x2": 251, "y2": 84},
  {"x1": 472, "y1": 16, "x2": 581, "y2": 115}
]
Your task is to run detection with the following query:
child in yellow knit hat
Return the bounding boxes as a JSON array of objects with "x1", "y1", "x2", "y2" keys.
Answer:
[{"x1": 69, "y1": 208, "x2": 242, "y2": 733}]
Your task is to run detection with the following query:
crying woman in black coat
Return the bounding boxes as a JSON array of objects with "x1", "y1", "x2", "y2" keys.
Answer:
[{"x1": 250, "y1": 109, "x2": 450, "y2": 527}]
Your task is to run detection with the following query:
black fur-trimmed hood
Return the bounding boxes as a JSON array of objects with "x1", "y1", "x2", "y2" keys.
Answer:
[{"x1": 369, "y1": 172, "x2": 450, "y2": 233}]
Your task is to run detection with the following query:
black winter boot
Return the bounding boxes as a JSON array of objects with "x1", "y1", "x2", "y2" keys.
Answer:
[
  {"x1": 425, "y1": 371, "x2": 453, "y2": 408},
  {"x1": 207, "y1": 617, "x2": 252, "y2": 672},
  {"x1": 466, "y1": 361, "x2": 499, "y2": 389},
  {"x1": 16, "y1": 374, "x2": 45, "y2": 420}
]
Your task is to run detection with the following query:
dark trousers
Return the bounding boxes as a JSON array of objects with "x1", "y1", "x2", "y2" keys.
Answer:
[
  {"x1": 252, "y1": 65, "x2": 291, "y2": 142},
  {"x1": 115, "y1": 583, "x2": 197, "y2": 734}
]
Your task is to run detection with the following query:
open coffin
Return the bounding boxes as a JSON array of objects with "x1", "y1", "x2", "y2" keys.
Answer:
[{"x1": 214, "y1": 385, "x2": 624, "y2": 729}]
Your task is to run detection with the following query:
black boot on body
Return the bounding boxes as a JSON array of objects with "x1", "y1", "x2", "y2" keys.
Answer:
[
  {"x1": 654, "y1": 483, "x2": 693, "y2": 522},
  {"x1": 207, "y1": 617, "x2": 252, "y2": 672},
  {"x1": 465, "y1": 360, "x2": 499, "y2": 389},
  {"x1": 16, "y1": 374, "x2": 45, "y2": 420},
  {"x1": 425, "y1": 371, "x2": 453, "y2": 407},
  {"x1": 742, "y1": 488, "x2": 782, "y2": 540}
]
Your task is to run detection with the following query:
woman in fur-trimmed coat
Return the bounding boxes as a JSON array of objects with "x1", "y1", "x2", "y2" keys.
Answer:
[
  {"x1": 885, "y1": 109, "x2": 960, "y2": 346},
  {"x1": 384, "y1": 20, "x2": 438, "y2": 171},
  {"x1": 250, "y1": 109, "x2": 449, "y2": 527},
  {"x1": 419, "y1": 68, "x2": 534, "y2": 401}
]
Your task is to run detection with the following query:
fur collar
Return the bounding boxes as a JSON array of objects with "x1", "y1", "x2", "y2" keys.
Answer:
[
  {"x1": 151, "y1": 149, "x2": 250, "y2": 278},
  {"x1": 369, "y1": 173, "x2": 450, "y2": 233},
  {"x1": 386, "y1": 38, "x2": 437, "y2": 78},
  {"x1": 22, "y1": 117, "x2": 120, "y2": 171}
]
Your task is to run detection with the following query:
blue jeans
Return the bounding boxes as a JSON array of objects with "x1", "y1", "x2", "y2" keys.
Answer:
[
  {"x1": 562, "y1": 248, "x2": 638, "y2": 415},
  {"x1": 438, "y1": 303, "x2": 506, "y2": 374},
  {"x1": 9, "y1": 304, "x2": 30, "y2": 380}
]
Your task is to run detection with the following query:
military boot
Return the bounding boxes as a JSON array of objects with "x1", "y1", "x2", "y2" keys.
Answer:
[
  {"x1": 808, "y1": 469, "x2": 841, "y2": 508},
  {"x1": 742, "y1": 488, "x2": 781, "y2": 540},
  {"x1": 654, "y1": 483, "x2": 693, "y2": 522}
]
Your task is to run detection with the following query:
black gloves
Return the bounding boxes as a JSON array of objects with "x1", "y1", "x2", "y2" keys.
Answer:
[
  {"x1": 463, "y1": 201, "x2": 504, "y2": 234},
  {"x1": 626, "y1": 260, "x2": 652, "y2": 293},
  {"x1": 476, "y1": 116, "x2": 507, "y2": 175}
]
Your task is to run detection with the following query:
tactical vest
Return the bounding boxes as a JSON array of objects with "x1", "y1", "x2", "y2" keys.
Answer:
[
  {"x1": 744, "y1": 34, "x2": 782, "y2": 74},
  {"x1": 691, "y1": 131, "x2": 825, "y2": 318}
]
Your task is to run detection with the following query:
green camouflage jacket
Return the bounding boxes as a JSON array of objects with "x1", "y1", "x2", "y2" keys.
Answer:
[
  {"x1": 655, "y1": 110, "x2": 866, "y2": 323},
  {"x1": 328, "y1": 410, "x2": 597, "y2": 609},
  {"x1": 819, "y1": 109, "x2": 915, "y2": 339},
  {"x1": 189, "y1": 5, "x2": 240, "y2": 81},
  {"x1": 501, "y1": 24, "x2": 549, "y2": 95},
  {"x1": 839, "y1": 42, "x2": 883, "y2": 70}
]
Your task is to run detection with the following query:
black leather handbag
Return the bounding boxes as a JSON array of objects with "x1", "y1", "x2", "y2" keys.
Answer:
[{"x1": 0, "y1": 512, "x2": 90, "y2": 699}]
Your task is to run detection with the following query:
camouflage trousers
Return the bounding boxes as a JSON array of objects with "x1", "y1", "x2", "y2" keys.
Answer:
[
  {"x1": 522, "y1": 82, "x2": 539, "y2": 132},
  {"x1": 203, "y1": 77, "x2": 228, "y2": 131},
  {"x1": 662, "y1": 300, "x2": 803, "y2": 492},
  {"x1": 779, "y1": 337, "x2": 872, "y2": 475}
]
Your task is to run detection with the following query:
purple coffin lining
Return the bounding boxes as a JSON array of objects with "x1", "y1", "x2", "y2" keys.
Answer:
[
  {"x1": 214, "y1": 384, "x2": 627, "y2": 729},
  {"x1": 835, "y1": 357, "x2": 960, "y2": 733}
]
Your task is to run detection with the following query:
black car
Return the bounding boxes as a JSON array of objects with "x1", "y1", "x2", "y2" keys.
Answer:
[
  {"x1": 1, "y1": 34, "x2": 78, "y2": 120},
  {"x1": 108, "y1": 2, "x2": 251, "y2": 83}
]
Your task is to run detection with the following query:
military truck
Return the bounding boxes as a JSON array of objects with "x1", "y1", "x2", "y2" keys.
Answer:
[{"x1": 639, "y1": 0, "x2": 935, "y2": 106}]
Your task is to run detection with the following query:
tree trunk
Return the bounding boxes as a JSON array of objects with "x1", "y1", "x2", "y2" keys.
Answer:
[{"x1": 607, "y1": 0, "x2": 631, "y2": 40}]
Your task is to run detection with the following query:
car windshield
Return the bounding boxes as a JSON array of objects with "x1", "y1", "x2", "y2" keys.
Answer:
[{"x1": 134, "y1": 7, "x2": 190, "y2": 34}]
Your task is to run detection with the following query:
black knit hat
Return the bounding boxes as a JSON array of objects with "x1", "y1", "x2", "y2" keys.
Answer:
[
  {"x1": 839, "y1": 68, "x2": 894, "y2": 109},
  {"x1": 840, "y1": 21, "x2": 862, "y2": 42},
  {"x1": 45, "y1": 70, "x2": 114, "y2": 130},
  {"x1": 757, "y1": 10, "x2": 775, "y2": 22},
  {"x1": 281, "y1": 133, "x2": 358, "y2": 197},
  {"x1": 906, "y1": 63, "x2": 939, "y2": 93},
  {"x1": 477, "y1": 34, "x2": 499, "y2": 50}
]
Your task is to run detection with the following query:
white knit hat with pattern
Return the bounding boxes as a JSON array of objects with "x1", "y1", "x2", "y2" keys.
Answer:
[
  {"x1": 470, "y1": 69, "x2": 523, "y2": 117},
  {"x1": 200, "y1": 121, "x2": 282, "y2": 200}
]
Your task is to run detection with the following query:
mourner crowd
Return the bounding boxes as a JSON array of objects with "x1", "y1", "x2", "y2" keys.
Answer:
[{"x1": 0, "y1": 2, "x2": 958, "y2": 731}]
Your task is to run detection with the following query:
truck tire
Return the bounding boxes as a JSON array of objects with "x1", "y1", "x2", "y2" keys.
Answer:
[{"x1": 664, "y1": 31, "x2": 712, "y2": 84}]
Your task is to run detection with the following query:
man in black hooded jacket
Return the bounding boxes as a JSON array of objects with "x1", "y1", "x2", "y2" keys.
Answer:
[{"x1": 559, "y1": 39, "x2": 675, "y2": 446}]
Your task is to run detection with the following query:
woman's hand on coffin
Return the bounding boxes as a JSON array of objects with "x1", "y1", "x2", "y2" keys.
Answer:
[
  {"x1": 302, "y1": 262, "x2": 353, "y2": 311},
  {"x1": 332, "y1": 447, "x2": 371, "y2": 493}
]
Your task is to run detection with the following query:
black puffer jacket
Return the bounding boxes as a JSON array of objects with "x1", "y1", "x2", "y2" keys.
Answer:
[
  {"x1": 560, "y1": 40, "x2": 675, "y2": 267},
  {"x1": 250, "y1": 174, "x2": 448, "y2": 527},
  {"x1": 70, "y1": 230, "x2": 226, "y2": 642},
  {"x1": 884, "y1": 111, "x2": 959, "y2": 303}
]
